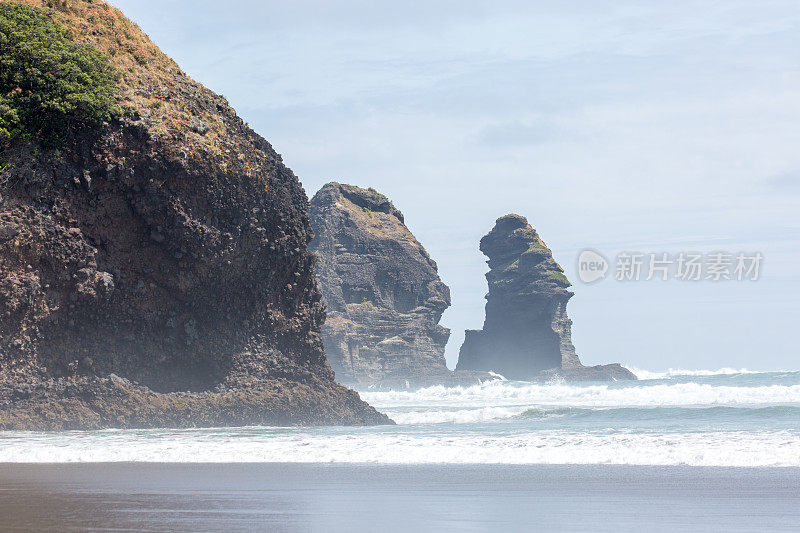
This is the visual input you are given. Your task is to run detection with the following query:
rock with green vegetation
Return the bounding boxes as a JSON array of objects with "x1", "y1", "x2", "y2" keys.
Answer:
[
  {"x1": 0, "y1": 0, "x2": 389, "y2": 429},
  {"x1": 310, "y1": 183, "x2": 493, "y2": 389},
  {"x1": 456, "y1": 214, "x2": 635, "y2": 381}
]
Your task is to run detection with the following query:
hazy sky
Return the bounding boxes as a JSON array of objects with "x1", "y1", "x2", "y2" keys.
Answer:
[{"x1": 112, "y1": 0, "x2": 800, "y2": 371}]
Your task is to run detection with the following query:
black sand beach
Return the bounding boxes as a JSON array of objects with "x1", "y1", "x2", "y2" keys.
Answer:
[{"x1": 1, "y1": 463, "x2": 798, "y2": 532}]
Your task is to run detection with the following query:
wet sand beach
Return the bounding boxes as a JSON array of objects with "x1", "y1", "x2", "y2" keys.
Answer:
[{"x1": 1, "y1": 463, "x2": 798, "y2": 532}]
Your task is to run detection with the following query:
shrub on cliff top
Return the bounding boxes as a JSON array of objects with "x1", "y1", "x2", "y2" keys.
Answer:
[{"x1": 0, "y1": 3, "x2": 119, "y2": 146}]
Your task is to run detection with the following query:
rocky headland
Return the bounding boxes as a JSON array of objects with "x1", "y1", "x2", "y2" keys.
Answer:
[
  {"x1": 456, "y1": 214, "x2": 636, "y2": 381},
  {"x1": 310, "y1": 183, "x2": 491, "y2": 388},
  {"x1": 0, "y1": 0, "x2": 389, "y2": 429}
]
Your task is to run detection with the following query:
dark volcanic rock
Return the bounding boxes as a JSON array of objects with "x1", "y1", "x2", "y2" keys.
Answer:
[
  {"x1": 0, "y1": 0, "x2": 389, "y2": 429},
  {"x1": 310, "y1": 183, "x2": 491, "y2": 388},
  {"x1": 456, "y1": 214, "x2": 635, "y2": 382}
]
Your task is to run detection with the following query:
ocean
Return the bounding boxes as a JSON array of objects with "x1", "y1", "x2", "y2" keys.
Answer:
[
  {"x1": 1, "y1": 369, "x2": 799, "y2": 531},
  {"x1": 1, "y1": 369, "x2": 799, "y2": 466}
]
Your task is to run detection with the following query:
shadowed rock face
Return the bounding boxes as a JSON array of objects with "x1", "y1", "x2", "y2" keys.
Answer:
[
  {"x1": 309, "y1": 183, "x2": 462, "y2": 387},
  {"x1": 456, "y1": 214, "x2": 635, "y2": 382},
  {"x1": 0, "y1": 0, "x2": 389, "y2": 429}
]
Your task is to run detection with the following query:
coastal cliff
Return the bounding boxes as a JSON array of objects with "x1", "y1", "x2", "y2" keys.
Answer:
[
  {"x1": 0, "y1": 0, "x2": 389, "y2": 429},
  {"x1": 310, "y1": 183, "x2": 489, "y2": 388},
  {"x1": 456, "y1": 214, "x2": 635, "y2": 381}
]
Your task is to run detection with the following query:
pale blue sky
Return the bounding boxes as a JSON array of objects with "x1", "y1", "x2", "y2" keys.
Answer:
[{"x1": 112, "y1": 0, "x2": 800, "y2": 371}]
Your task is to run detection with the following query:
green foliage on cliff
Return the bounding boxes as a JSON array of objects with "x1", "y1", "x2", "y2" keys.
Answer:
[
  {"x1": 0, "y1": 3, "x2": 119, "y2": 145},
  {"x1": 548, "y1": 271, "x2": 571, "y2": 286}
]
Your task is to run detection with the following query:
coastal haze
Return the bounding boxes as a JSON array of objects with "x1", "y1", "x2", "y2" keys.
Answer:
[
  {"x1": 1, "y1": 1, "x2": 799, "y2": 530},
  {"x1": 108, "y1": 0, "x2": 800, "y2": 372}
]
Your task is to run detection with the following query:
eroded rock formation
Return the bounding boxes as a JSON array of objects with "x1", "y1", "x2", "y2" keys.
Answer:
[
  {"x1": 0, "y1": 0, "x2": 389, "y2": 429},
  {"x1": 456, "y1": 214, "x2": 635, "y2": 381},
  {"x1": 310, "y1": 183, "x2": 488, "y2": 388}
]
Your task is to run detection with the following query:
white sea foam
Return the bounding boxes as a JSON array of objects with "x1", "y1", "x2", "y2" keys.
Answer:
[
  {"x1": 628, "y1": 367, "x2": 774, "y2": 380},
  {"x1": 2, "y1": 370, "x2": 798, "y2": 466},
  {"x1": 1, "y1": 428, "x2": 799, "y2": 467},
  {"x1": 360, "y1": 380, "x2": 800, "y2": 410},
  {"x1": 388, "y1": 406, "x2": 528, "y2": 425}
]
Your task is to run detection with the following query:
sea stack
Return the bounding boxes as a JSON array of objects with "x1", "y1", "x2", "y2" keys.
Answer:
[
  {"x1": 0, "y1": 0, "x2": 389, "y2": 429},
  {"x1": 456, "y1": 214, "x2": 635, "y2": 381},
  {"x1": 310, "y1": 183, "x2": 488, "y2": 388}
]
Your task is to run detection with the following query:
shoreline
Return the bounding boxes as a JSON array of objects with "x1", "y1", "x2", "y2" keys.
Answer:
[
  {"x1": 2, "y1": 463, "x2": 799, "y2": 532},
  {"x1": 3, "y1": 460, "x2": 800, "y2": 469}
]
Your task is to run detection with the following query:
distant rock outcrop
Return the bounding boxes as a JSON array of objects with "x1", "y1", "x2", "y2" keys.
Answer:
[
  {"x1": 310, "y1": 183, "x2": 490, "y2": 388},
  {"x1": 456, "y1": 214, "x2": 635, "y2": 381}
]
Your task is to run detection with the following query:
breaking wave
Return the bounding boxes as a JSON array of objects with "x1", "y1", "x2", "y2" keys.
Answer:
[
  {"x1": 627, "y1": 367, "x2": 783, "y2": 380},
  {"x1": 1, "y1": 368, "x2": 798, "y2": 467},
  {"x1": 1, "y1": 428, "x2": 799, "y2": 467},
  {"x1": 360, "y1": 374, "x2": 800, "y2": 410}
]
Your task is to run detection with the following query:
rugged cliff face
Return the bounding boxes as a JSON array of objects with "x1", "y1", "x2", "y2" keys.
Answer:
[
  {"x1": 0, "y1": 0, "x2": 389, "y2": 429},
  {"x1": 456, "y1": 214, "x2": 635, "y2": 381},
  {"x1": 309, "y1": 183, "x2": 477, "y2": 388}
]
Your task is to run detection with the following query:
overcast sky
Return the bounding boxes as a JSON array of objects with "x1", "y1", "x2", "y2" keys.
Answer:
[{"x1": 112, "y1": 0, "x2": 800, "y2": 371}]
